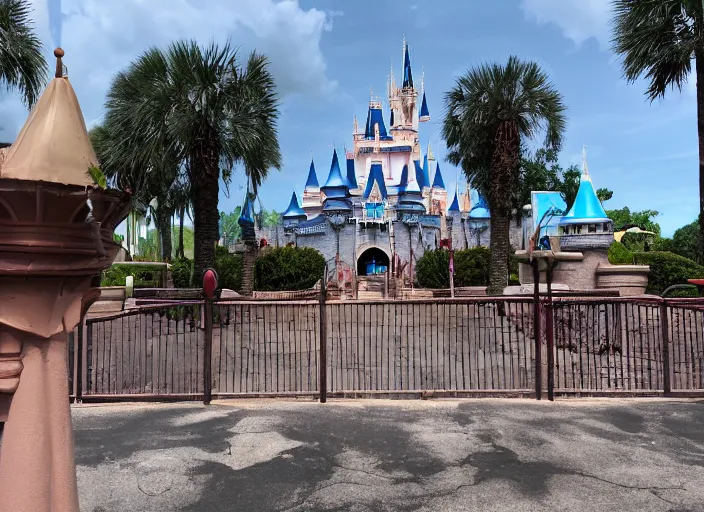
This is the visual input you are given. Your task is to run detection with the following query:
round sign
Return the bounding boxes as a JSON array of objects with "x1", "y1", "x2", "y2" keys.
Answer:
[{"x1": 202, "y1": 268, "x2": 219, "y2": 299}]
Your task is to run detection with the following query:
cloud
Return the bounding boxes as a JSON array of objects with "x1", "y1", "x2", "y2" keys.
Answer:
[
  {"x1": 10, "y1": 0, "x2": 338, "y2": 139},
  {"x1": 520, "y1": 0, "x2": 612, "y2": 49}
]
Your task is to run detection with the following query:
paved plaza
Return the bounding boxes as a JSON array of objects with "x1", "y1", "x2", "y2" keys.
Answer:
[{"x1": 74, "y1": 398, "x2": 704, "y2": 511}]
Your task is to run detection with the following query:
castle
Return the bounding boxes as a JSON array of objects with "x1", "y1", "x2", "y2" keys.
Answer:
[
  {"x1": 260, "y1": 39, "x2": 634, "y2": 295},
  {"x1": 268, "y1": 39, "x2": 518, "y2": 292}
]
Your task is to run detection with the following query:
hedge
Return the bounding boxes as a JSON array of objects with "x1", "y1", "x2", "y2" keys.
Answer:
[
  {"x1": 254, "y1": 246, "x2": 325, "y2": 291},
  {"x1": 608, "y1": 241, "x2": 634, "y2": 265},
  {"x1": 216, "y1": 249, "x2": 243, "y2": 292},
  {"x1": 171, "y1": 258, "x2": 193, "y2": 288},
  {"x1": 415, "y1": 247, "x2": 491, "y2": 289},
  {"x1": 101, "y1": 263, "x2": 166, "y2": 287},
  {"x1": 632, "y1": 251, "x2": 704, "y2": 294}
]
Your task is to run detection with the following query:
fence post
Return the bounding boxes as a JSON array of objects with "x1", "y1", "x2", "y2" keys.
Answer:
[
  {"x1": 319, "y1": 265, "x2": 328, "y2": 403},
  {"x1": 203, "y1": 299, "x2": 213, "y2": 405},
  {"x1": 75, "y1": 321, "x2": 83, "y2": 402},
  {"x1": 660, "y1": 301, "x2": 671, "y2": 395},
  {"x1": 532, "y1": 260, "x2": 542, "y2": 400},
  {"x1": 545, "y1": 265, "x2": 555, "y2": 401},
  {"x1": 202, "y1": 268, "x2": 218, "y2": 406}
]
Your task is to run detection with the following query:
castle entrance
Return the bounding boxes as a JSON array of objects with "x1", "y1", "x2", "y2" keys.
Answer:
[{"x1": 357, "y1": 247, "x2": 390, "y2": 276}]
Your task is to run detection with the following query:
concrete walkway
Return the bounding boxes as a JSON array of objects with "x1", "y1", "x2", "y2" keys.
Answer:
[{"x1": 73, "y1": 399, "x2": 704, "y2": 511}]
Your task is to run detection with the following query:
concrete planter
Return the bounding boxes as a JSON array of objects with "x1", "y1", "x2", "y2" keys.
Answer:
[{"x1": 596, "y1": 264, "x2": 650, "y2": 296}]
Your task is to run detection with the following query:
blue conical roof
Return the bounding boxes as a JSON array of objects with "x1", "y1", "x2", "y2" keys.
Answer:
[
  {"x1": 419, "y1": 92, "x2": 430, "y2": 120},
  {"x1": 413, "y1": 161, "x2": 427, "y2": 189},
  {"x1": 560, "y1": 174, "x2": 610, "y2": 225},
  {"x1": 469, "y1": 191, "x2": 490, "y2": 219},
  {"x1": 305, "y1": 160, "x2": 319, "y2": 189},
  {"x1": 448, "y1": 192, "x2": 460, "y2": 212},
  {"x1": 282, "y1": 191, "x2": 306, "y2": 219},
  {"x1": 432, "y1": 163, "x2": 445, "y2": 189},
  {"x1": 238, "y1": 193, "x2": 255, "y2": 226},
  {"x1": 346, "y1": 157, "x2": 358, "y2": 189},
  {"x1": 397, "y1": 163, "x2": 409, "y2": 193},
  {"x1": 403, "y1": 43, "x2": 413, "y2": 89},
  {"x1": 422, "y1": 154, "x2": 431, "y2": 188},
  {"x1": 363, "y1": 163, "x2": 388, "y2": 200},
  {"x1": 321, "y1": 149, "x2": 350, "y2": 199}
]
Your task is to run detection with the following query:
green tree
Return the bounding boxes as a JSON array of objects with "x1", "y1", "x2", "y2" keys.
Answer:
[
  {"x1": 672, "y1": 217, "x2": 700, "y2": 262},
  {"x1": 220, "y1": 207, "x2": 242, "y2": 241},
  {"x1": 606, "y1": 207, "x2": 661, "y2": 235},
  {"x1": 104, "y1": 41, "x2": 281, "y2": 278},
  {"x1": 0, "y1": 0, "x2": 47, "y2": 108},
  {"x1": 612, "y1": 0, "x2": 704, "y2": 267},
  {"x1": 443, "y1": 57, "x2": 566, "y2": 294},
  {"x1": 557, "y1": 167, "x2": 581, "y2": 212},
  {"x1": 596, "y1": 188, "x2": 613, "y2": 204}
]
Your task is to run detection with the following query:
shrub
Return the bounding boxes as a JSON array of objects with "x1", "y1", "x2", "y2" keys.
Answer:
[
  {"x1": 416, "y1": 247, "x2": 491, "y2": 289},
  {"x1": 633, "y1": 251, "x2": 704, "y2": 294},
  {"x1": 101, "y1": 263, "x2": 166, "y2": 287},
  {"x1": 454, "y1": 247, "x2": 491, "y2": 287},
  {"x1": 608, "y1": 241, "x2": 634, "y2": 265},
  {"x1": 415, "y1": 249, "x2": 450, "y2": 288},
  {"x1": 216, "y1": 250, "x2": 243, "y2": 291},
  {"x1": 254, "y1": 246, "x2": 325, "y2": 291},
  {"x1": 171, "y1": 258, "x2": 193, "y2": 288}
]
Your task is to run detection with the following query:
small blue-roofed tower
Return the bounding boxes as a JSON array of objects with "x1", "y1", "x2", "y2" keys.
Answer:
[
  {"x1": 302, "y1": 159, "x2": 322, "y2": 218},
  {"x1": 429, "y1": 162, "x2": 448, "y2": 215},
  {"x1": 282, "y1": 190, "x2": 307, "y2": 226},
  {"x1": 321, "y1": 149, "x2": 352, "y2": 214},
  {"x1": 558, "y1": 146, "x2": 614, "y2": 250}
]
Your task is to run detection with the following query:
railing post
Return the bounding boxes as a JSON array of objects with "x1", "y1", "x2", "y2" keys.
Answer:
[
  {"x1": 319, "y1": 266, "x2": 328, "y2": 403},
  {"x1": 532, "y1": 260, "x2": 542, "y2": 400},
  {"x1": 545, "y1": 264, "x2": 555, "y2": 401},
  {"x1": 203, "y1": 299, "x2": 213, "y2": 405},
  {"x1": 202, "y1": 268, "x2": 218, "y2": 406},
  {"x1": 660, "y1": 301, "x2": 671, "y2": 395},
  {"x1": 75, "y1": 321, "x2": 84, "y2": 402}
]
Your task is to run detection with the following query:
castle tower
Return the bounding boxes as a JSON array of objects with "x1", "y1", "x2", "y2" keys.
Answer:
[
  {"x1": 302, "y1": 160, "x2": 322, "y2": 218},
  {"x1": 429, "y1": 162, "x2": 447, "y2": 215}
]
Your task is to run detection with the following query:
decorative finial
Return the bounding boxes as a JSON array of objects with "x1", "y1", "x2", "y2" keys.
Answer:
[
  {"x1": 421, "y1": 67, "x2": 425, "y2": 93},
  {"x1": 582, "y1": 145, "x2": 589, "y2": 177},
  {"x1": 54, "y1": 47, "x2": 65, "y2": 78}
]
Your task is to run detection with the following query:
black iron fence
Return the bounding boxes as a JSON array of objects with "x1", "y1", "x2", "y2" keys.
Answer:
[{"x1": 66, "y1": 294, "x2": 704, "y2": 402}]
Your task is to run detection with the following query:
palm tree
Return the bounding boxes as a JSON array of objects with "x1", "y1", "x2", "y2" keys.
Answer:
[
  {"x1": 612, "y1": 0, "x2": 704, "y2": 263},
  {"x1": 443, "y1": 56, "x2": 566, "y2": 294},
  {"x1": 0, "y1": 0, "x2": 47, "y2": 108},
  {"x1": 104, "y1": 41, "x2": 281, "y2": 278}
]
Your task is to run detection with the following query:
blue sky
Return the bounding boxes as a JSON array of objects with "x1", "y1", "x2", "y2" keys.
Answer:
[{"x1": 1, "y1": 0, "x2": 698, "y2": 236}]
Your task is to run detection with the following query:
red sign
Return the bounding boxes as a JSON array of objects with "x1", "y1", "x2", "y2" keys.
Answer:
[{"x1": 202, "y1": 268, "x2": 219, "y2": 299}]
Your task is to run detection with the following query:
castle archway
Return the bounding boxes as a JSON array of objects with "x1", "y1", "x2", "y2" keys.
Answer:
[{"x1": 357, "y1": 246, "x2": 390, "y2": 276}]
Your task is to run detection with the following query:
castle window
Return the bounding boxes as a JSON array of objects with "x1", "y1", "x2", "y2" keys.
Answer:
[{"x1": 588, "y1": 224, "x2": 596, "y2": 233}]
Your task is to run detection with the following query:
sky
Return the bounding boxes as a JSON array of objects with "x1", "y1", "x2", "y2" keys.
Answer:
[{"x1": 0, "y1": 0, "x2": 699, "y2": 237}]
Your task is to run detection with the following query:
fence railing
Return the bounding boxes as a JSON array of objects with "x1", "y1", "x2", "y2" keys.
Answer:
[{"x1": 67, "y1": 294, "x2": 704, "y2": 402}]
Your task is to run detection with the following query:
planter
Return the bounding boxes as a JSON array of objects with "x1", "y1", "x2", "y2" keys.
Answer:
[{"x1": 596, "y1": 264, "x2": 650, "y2": 296}]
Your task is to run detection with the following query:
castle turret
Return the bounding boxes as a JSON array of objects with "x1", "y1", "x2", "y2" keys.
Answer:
[
  {"x1": 419, "y1": 70, "x2": 430, "y2": 123},
  {"x1": 448, "y1": 192, "x2": 460, "y2": 213},
  {"x1": 429, "y1": 162, "x2": 447, "y2": 215},
  {"x1": 396, "y1": 163, "x2": 425, "y2": 214},
  {"x1": 346, "y1": 156, "x2": 359, "y2": 193},
  {"x1": 283, "y1": 190, "x2": 307, "y2": 225},
  {"x1": 403, "y1": 38, "x2": 414, "y2": 89},
  {"x1": 558, "y1": 147, "x2": 613, "y2": 250},
  {"x1": 321, "y1": 149, "x2": 352, "y2": 213},
  {"x1": 302, "y1": 160, "x2": 322, "y2": 218}
]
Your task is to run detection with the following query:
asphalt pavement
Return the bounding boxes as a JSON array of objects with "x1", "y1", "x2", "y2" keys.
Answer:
[{"x1": 73, "y1": 398, "x2": 704, "y2": 511}]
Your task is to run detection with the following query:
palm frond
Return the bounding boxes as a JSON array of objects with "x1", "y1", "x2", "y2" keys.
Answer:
[{"x1": 0, "y1": 0, "x2": 47, "y2": 107}]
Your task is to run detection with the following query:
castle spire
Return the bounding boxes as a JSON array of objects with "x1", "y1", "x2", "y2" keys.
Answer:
[
  {"x1": 582, "y1": 145, "x2": 591, "y2": 181},
  {"x1": 402, "y1": 38, "x2": 414, "y2": 89},
  {"x1": 305, "y1": 159, "x2": 319, "y2": 189}
]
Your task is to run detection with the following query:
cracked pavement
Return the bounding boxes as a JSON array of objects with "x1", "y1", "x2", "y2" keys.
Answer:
[{"x1": 73, "y1": 398, "x2": 704, "y2": 511}]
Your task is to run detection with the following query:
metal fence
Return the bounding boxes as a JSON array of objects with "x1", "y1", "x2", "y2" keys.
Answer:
[{"x1": 67, "y1": 294, "x2": 704, "y2": 402}]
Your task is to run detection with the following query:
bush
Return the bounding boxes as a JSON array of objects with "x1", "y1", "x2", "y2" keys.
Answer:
[
  {"x1": 254, "y1": 246, "x2": 325, "y2": 291},
  {"x1": 455, "y1": 247, "x2": 491, "y2": 287},
  {"x1": 633, "y1": 251, "x2": 704, "y2": 294},
  {"x1": 608, "y1": 241, "x2": 634, "y2": 265},
  {"x1": 216, "y1": 250, "x2": 243, "y2": 291},
  {"x1": 101, "y1": 263, "x2": 166, "y2": 287},
  {"x1": 416, "y1": 248, "x2": 491, "y2": 289},
  {"x1": 171, "y1": 258, "x2": 193, "y2": 288},
  {"x1": 415, "y1": 249, "x2": 450, "y2": 288}
]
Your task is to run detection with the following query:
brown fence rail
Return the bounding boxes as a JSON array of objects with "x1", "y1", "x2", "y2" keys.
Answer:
[{"x1": 69, "y1": 295, "x2": 704, "y2": 402}]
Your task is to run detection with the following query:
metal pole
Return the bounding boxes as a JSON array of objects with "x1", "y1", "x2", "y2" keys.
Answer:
[
  {"x1": 319, "y1": 265, "x2": 328, "y2": 403},
  {"x1": 532, "y1": 259, "x2": 542, "y2": 400},
  {"x1": 660, "y1": 301, "x2": 671, "y2": 395},
  {"x1": 74, "y1": 320, "x2": 84, "y2": 402},
  {"x1": 449, "y1": 248, "x2": 455, "y2": 298},
  {"x1": 203, "y1": 299, "x2": 213, "y2": 405},
  {"x1": 546, "y1": 263, "x2": 555, "y2": 401}
]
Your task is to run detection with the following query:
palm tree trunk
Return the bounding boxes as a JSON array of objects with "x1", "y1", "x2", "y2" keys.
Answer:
[
  {"x1": 487, "y1": 213, "x2": 510, "y2": 295},
  {"x1": 177, "y1": 204, "x2": 186, "y2": 259},
  {"x1": 155, "y1": 208, "x2": 173, "y2": 263},
  {"x1": 696, "y1": 51, "x2": 704, "y2": 264},
  {"x1": 191, "y1": 151, "x2": 220, "y2": 280}
]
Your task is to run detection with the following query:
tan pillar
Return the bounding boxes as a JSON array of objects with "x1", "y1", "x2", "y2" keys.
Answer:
[{"x1": 0, "y1": 331, "x2": 79, "y2": 512}]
